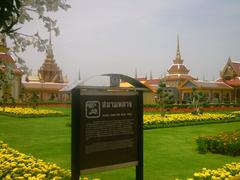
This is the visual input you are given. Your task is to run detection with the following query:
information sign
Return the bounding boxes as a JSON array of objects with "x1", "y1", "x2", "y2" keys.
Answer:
[
  {"x1": 79, "y1": 91, "x2": 138, "y2": 172},
  {"x1": 72, "y1": 87, "x2": 143, "y2": 180}
]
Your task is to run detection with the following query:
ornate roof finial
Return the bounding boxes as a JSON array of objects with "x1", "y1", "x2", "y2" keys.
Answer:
[
  {"x1": 134, "y1": 68, "x2": 138, "y2": 79},
  {"x1": 150, "y1": 69, "x2": 153, "y2": 80},
  {"x1": 173, "y1": 35, "x2": 183, "y2": 64},
  {"x1": 78, "y1": 69, "x2": 81, "y2": 81},
  {"x1": 228, "y1": 56, "x2": 232, "y2": 62}
]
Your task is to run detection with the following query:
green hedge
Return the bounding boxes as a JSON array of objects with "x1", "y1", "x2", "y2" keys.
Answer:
[
  {"x1": 0, "y1": 101, "x2": 71, "y2": 107},
  {"x1": 144, "y1": 104, "x2": 191, "y2": 109},
  {"x1": 144, "y1": 103, "x2": 240, "y2": 109},
  {"x1": 144, "y1": 118, "x2": 239, "y2": 129},
  {"x1": 0, "y1": 112, "x2": 67, "y2": 118}
]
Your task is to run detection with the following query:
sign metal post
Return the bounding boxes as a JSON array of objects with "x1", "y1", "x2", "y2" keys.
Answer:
[
  {"x1": 136, "y1": 91, "x2": 143, "y2": 180},
  {"x1": 71, "y1": 88, "x2": 81, "y2": 180}
]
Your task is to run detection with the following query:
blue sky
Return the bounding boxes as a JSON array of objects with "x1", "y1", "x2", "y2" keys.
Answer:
[{"x1": 19, "y1": 0, "x2": 240, "y2": 82}]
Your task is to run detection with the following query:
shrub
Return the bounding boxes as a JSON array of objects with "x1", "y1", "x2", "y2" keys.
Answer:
[
  {"x1": 191, "y1": 109, "x2": 203, "y2": 115},
  {"x1": 196, "y1": 130, "x2": 240, "y2": 156}
]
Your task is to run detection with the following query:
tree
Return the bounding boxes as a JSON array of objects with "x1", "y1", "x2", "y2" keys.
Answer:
[
  {"x1": 0, "y1": 0, "x2": 22, "y2": 33},
  {"x1": 155, "y1": 81, "x2": 173, "y2": 117},
  {"x1": 0, "y1": 0, "x2": 71, "y2": 73},
  {"x1": 0, "y1": 62, "x2": 14, "y2": 90},
  {"x1": 30, "y1": 91, "x2": 39, "y2": 109},
  {"x1": 0, "y1": 61, "x2": 15, "y2": 111},
  {"x1": 191, "y1": 87, "x2": 205, "y2": 115}
]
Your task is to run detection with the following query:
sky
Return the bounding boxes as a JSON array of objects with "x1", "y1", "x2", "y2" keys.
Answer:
[{"x1": 18, "y1": 0, "x2": 240, "y2": 83}]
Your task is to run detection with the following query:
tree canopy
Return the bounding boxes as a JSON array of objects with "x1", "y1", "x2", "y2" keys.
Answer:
[
  {"x1": 0, "y1": 0, "x2": 21, "y2": 34},
  {"x1": 0, "y1": 0, "x2": 70, "y2": 73}
]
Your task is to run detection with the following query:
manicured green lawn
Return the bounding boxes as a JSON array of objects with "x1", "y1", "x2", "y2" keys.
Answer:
[
  {"x1": 0, "y1": 107, "x2": 240, "y2": 179},
  {"x1": 0, "y1": 114, "x2": 71, "y2": 169}
]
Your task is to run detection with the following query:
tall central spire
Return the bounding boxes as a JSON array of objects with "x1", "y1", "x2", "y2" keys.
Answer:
[{"x1": 173, "y1": 35, "x2": 183, "y2": 64}]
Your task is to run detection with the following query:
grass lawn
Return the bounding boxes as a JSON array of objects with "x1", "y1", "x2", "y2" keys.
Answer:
[{"x1": 0, "y1": 107, "x2": 240, "y2": 179}]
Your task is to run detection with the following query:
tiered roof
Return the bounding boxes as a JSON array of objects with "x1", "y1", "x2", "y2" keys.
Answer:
[
  {"x1": 220, "y1": 78, "x2": 240, "y2": 87},
  {"x1": 0, "y1": 34, "x2": 23, "y2": 76},
  {"x1": 162, "y1": 74, "x2": 196, "y2": 81},
  {"x1": 229, "y1": 61, "x2": 240, "y2": 75},
  {"x1": 38, "y1": 42, "x2": 65, "y2": 83},
  {"x1": 26, "y1": 35, "x2": 68, "y2": 84},
  {"x1": 220, "y1": 57, "x2": 240, "y2": 78},
  {"x1": 219, "y1": 57, "x2": 240, "y2": 87},
  {"x1": 162, "y1": 36, "x2": 196, "y2": 82},
  {"x1": 180, "y1": 80, "x2": 233, "y2": 90},
  {"x1": 23, "y1": 34, "x2": 68, "y2": 91},
  {"x1": 168, "y1": 64, "x2": 189, "y2": 75}
]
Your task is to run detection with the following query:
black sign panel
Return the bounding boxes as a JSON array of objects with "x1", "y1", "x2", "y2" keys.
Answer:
[{"x1": 78, "y1": 91, "x2": 139, "y2": 173}]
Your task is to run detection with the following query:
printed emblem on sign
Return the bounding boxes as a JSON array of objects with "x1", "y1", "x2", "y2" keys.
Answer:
[{"x1": 85, "y1": 101, "x2": 101, "y2": 118}]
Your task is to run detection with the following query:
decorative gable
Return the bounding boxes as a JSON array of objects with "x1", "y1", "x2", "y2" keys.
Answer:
[
  {"x1": 182, "y1": 81, "x2": 196, "y2": 88},
  {"x1": 221, "y1": 64, "x2": 237, "y2": 80},
  {"x1": 220, "y1": 57, "x2": 240, "y2": 80},
  {"x1": 225, "y1": 66, "x2": 235, "y2": 77}
]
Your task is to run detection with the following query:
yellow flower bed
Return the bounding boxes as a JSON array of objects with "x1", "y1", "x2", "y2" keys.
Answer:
[
  {"x1": 231, "y1": 111, "x2": 240, "y2": 117},
  {"x1": 144, "y1": 113, "x2": 236, "y2": 129},
  {"x1": 0, "y1": 141, "x2": 71, "y2": 179},
  {"x1": 0, "y1": 107, "x2": 65, "y2": 118},
  {"x1": 179, "y1": 162, "x2": 240, "y2": 180}
]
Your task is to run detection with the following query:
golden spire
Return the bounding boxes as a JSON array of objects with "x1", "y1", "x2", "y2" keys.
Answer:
[{"x1": 173, "y1": 35, "x2": 183, "y2": 64}]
